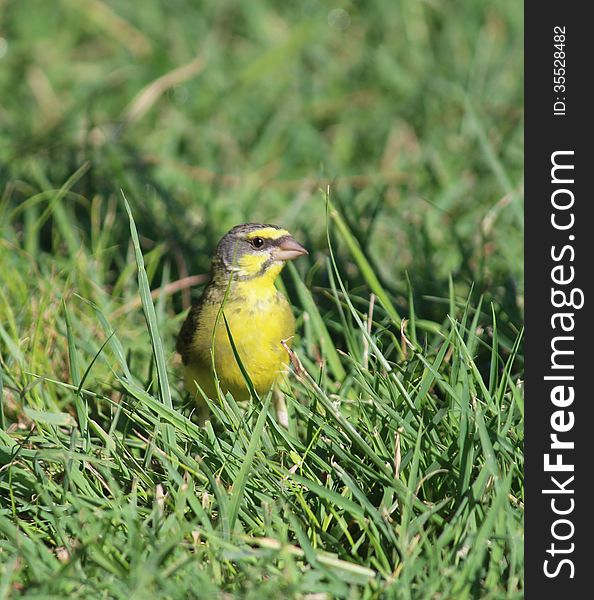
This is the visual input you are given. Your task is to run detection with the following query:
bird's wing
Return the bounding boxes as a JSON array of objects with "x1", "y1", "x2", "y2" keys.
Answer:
[{"x1": 176, "y1": 292, "x2": 206, "y2": 364}]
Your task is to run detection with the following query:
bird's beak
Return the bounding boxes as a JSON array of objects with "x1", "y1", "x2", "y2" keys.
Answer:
[{"x1": 273, "y1": 236, "x2": 308, "y2": 261}]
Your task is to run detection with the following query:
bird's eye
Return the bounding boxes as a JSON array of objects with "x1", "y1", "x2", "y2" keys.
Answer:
[{"x1": 251, "y1": 237, "x2": 265, "y2": 249}]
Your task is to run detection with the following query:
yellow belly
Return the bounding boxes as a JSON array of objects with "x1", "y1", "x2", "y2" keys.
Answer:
[{"x1": 183, "y1": 289, "x2": 295, "y2": 402}]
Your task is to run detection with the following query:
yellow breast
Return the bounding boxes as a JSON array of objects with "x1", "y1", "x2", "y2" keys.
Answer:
[{"x1": 183, "y1": 280, "x2": 295, "y2": 401}]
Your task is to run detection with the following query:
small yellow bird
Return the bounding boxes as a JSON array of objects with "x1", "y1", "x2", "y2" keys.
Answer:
[{"x1": 176, "y1": 223, "x2": 307, "y2": 416}]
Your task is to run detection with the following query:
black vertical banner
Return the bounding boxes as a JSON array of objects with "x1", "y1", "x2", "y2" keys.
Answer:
[{"x1": 525, "y1": 2, "x2": 591, "y2": 596}]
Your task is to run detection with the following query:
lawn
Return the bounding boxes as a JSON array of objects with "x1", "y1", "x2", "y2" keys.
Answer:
[{"x1": 0, "y1": 1, "x2": 523, "y2": 598}]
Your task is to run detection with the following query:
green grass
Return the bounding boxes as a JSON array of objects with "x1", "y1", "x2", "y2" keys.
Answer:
[{"x1": 1, "y1": 0, "x2": 523, "y2": 597}]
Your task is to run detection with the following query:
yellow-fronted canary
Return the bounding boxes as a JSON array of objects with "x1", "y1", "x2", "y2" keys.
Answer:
[{"x1": 176, "y1": 223, "x2": 307, "y2": 416}]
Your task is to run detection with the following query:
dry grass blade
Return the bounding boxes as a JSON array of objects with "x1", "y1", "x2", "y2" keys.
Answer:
[{"x1": 124, "y1": 56, "x2": 206, "y2": 124}]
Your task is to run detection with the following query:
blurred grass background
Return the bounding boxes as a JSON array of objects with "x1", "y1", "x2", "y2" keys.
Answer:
[
  {"x1": 1, "y1": 0, "x2": 523, "y2": 597},
  {"x1": 1, "y1": 0, "x2": 523, "y2": 310}
]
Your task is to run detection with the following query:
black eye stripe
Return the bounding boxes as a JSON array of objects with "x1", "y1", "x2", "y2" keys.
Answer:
[{"x1": 247, "y1": 234, "x2": 291, "y2": 249}]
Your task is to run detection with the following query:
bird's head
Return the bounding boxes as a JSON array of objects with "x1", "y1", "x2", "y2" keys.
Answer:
[{"x1": 213, "y1": 223, "x2": 308, "y2": 283}]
